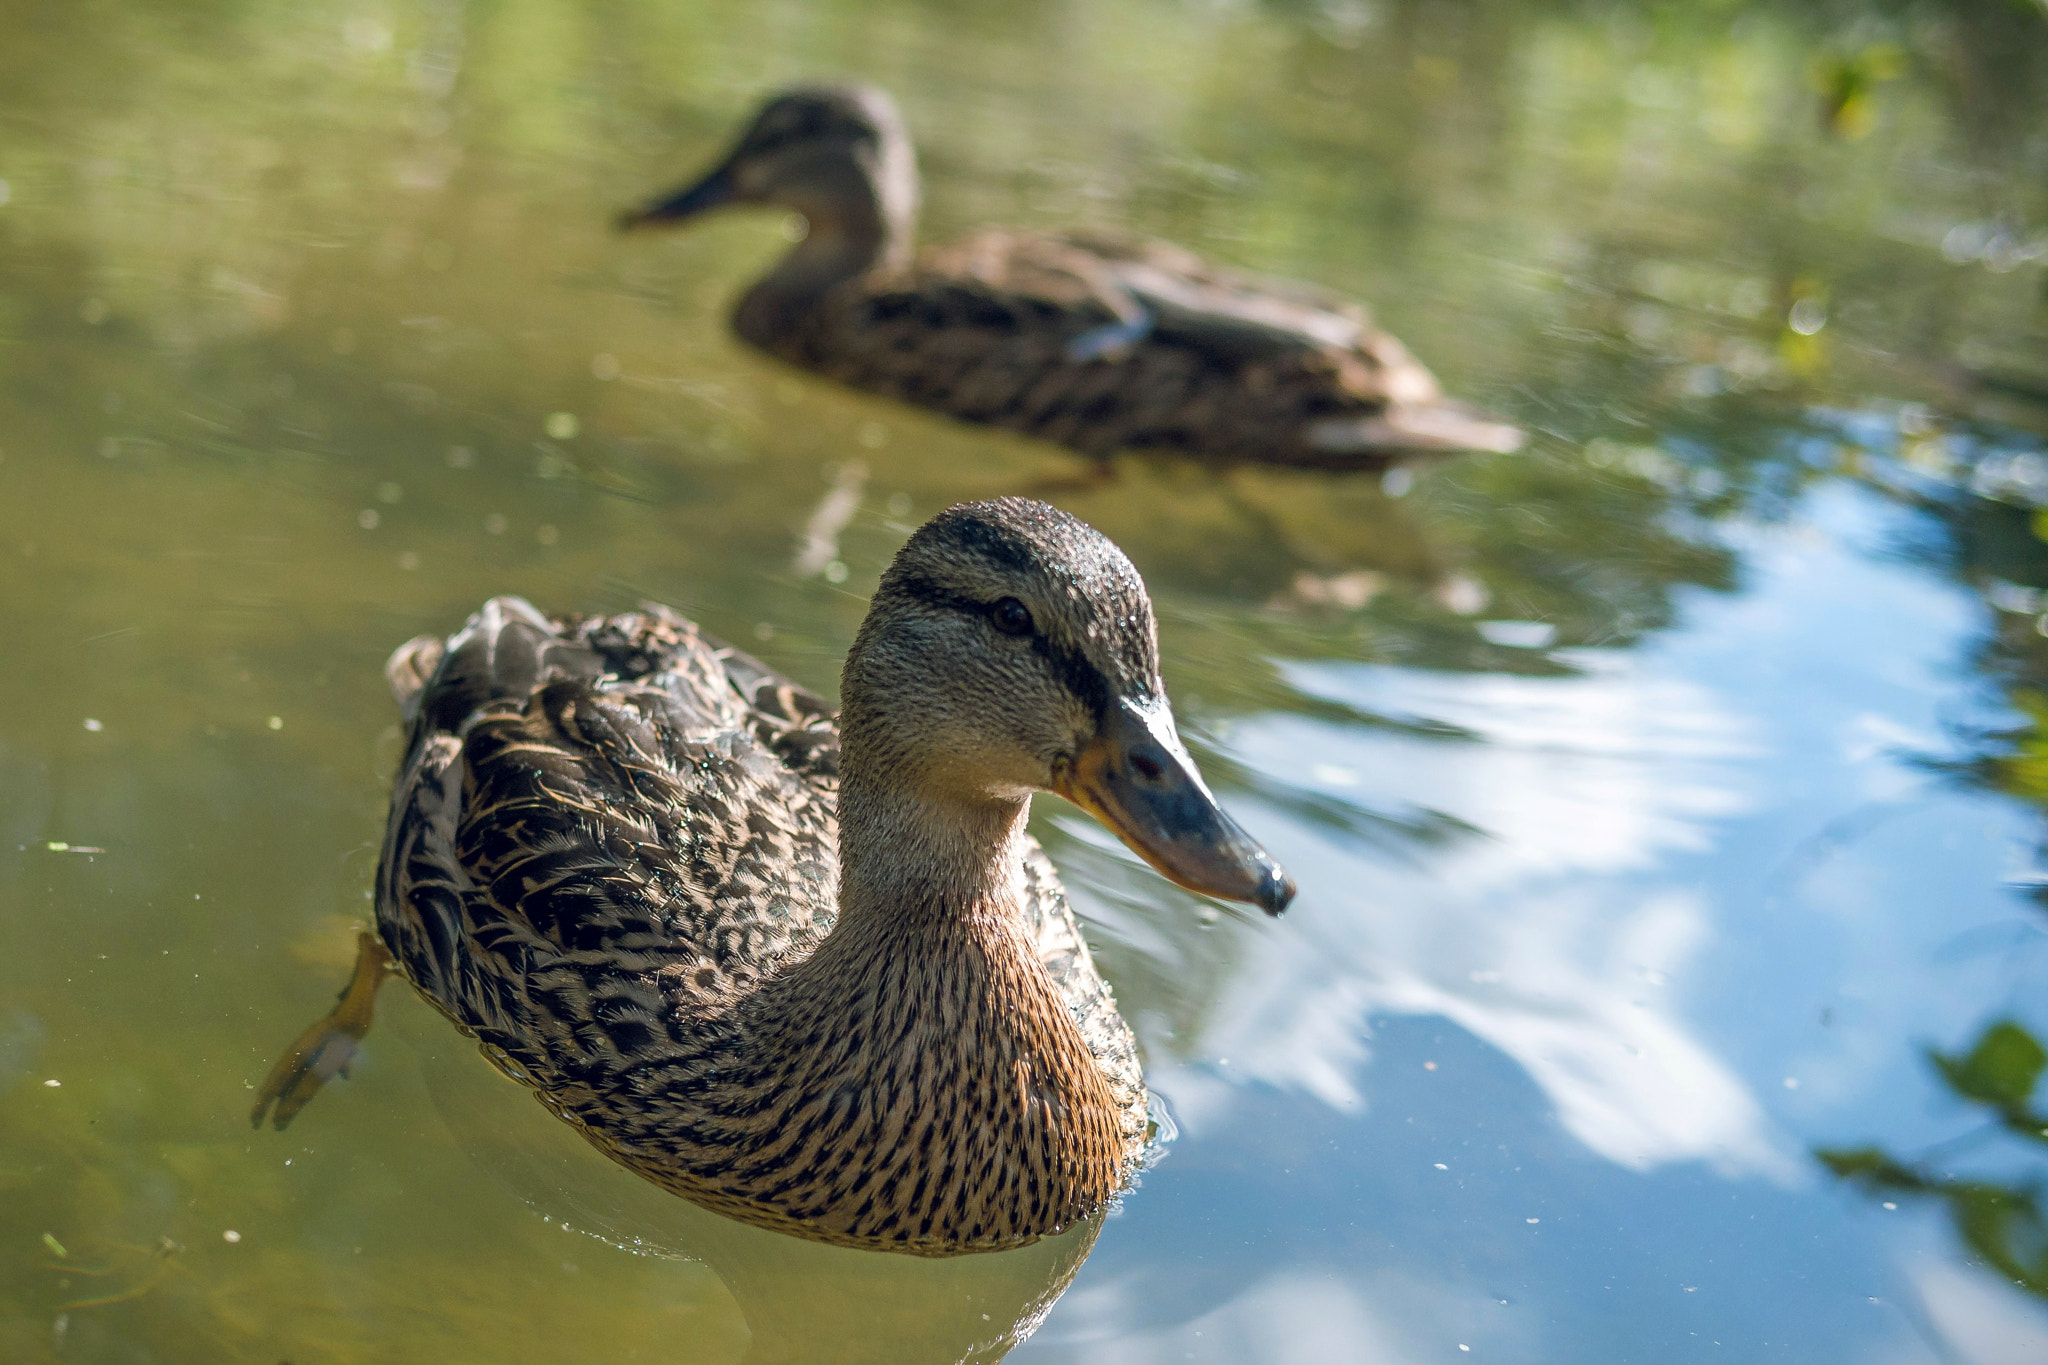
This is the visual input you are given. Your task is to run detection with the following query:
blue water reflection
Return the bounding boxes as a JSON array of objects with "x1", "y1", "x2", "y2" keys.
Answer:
[{"x1": 1030, "y1": 482, "x2": 2048, "y2": 1362}]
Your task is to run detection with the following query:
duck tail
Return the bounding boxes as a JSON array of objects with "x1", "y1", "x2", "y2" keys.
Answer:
[
  {"x1": 1302, "y1": 403, "x2": 1525, "y2": 463},
  {"x1": 385, "y1": 634, "x2": 445, "y2": 722},
  {"x1": 403, "y1": 596, "x2": 601, "y2": 736}
]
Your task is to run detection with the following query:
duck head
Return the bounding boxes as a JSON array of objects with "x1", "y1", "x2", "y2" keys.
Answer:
[
  {"x1": 840, "y1": 498, "x2": 1294, "y2": 917},
  {"x1": 620, "y1": 83, "x2": 919, "y2": 269}
]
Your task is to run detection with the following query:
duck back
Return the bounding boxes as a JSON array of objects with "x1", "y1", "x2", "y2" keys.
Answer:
[{"x1": 752, "y1": 229, "x2": 1519, "y2": 466}]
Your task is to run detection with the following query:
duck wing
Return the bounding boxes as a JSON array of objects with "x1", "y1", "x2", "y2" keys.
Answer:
[
  {"x1": 374, "y1": 596, "x2": 839, "y2": 1095},
  {"x1": 1051, "y1": 229, "x2": 1378, "y2": 361},
  {"x1": 801, "y1": 228, "x2": 1519, "y2": 465}
]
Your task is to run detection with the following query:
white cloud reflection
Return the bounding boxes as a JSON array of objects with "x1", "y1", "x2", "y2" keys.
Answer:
[
  {"x1": 1887, "y1": 1262, "x2": 2048, "y2": 1365},
  {"x1": 1145, "y1": 650, "x2": 1799, "y2": 1180},
  {"x1": 1049, "y1": 1267, "x2": 1522, "y2": 1365}
]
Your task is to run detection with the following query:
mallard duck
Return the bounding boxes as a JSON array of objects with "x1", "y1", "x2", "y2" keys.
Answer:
[
  {"x1": 252, "y1": 498, "x2": 1292, "y2": 1255},
  {"x1": 619, "y1": 84, "x2": 1523, "y2": 470}
]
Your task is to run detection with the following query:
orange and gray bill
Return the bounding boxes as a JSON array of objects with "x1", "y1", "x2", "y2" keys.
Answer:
[{"x1": 1054, "y1": 696, "x2": 1295, "y2": 916}]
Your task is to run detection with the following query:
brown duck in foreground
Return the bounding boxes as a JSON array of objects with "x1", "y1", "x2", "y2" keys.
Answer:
[
  {"x1": 620, "y1": 84, "x2": 1522, "y2": 470},
  {"x1": 253, "y1": 499, "x2": 1292, "y2": 1255}
]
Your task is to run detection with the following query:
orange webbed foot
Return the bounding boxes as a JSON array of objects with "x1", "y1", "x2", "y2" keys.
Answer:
[{"x1": 249, "y1": 930, "x2": 394, "y2": 1131}]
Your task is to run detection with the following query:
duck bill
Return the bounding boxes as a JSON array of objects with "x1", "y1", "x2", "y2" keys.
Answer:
[
  {"x1": 1054, "y1": 698, "x2": 1295, "y2": 917},
  {"x1": 617, "y1": 161, "x2": 741, "y2": 231}
]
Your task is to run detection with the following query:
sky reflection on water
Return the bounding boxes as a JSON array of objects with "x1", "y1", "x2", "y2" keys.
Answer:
[{"x1": 1031, "y1": 482, "x2": 2046, "y2": 1362}]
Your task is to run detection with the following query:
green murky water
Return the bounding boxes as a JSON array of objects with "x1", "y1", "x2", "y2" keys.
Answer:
[{"x1": 5, "y1": 1, "x2": 2048, "y2": 1360}]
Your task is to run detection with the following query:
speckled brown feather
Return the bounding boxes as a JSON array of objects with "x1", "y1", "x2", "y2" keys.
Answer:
[{"x1": 374, "y1": 577, "x2": 1147, "y2": 1254}]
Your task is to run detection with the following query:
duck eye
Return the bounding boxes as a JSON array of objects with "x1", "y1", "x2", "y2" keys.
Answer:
[{"x1": 989, "y1": 597, "x2": 1034, "y2": 637}]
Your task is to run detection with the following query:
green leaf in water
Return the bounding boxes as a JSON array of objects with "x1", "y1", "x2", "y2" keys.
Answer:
[
  {"x1": 1814, "y1": 1146, "x2": 1925, "y2": 1190},
  {"x1": 1931, "y1": 1021, "x2": 2047, "y2": 1110}
]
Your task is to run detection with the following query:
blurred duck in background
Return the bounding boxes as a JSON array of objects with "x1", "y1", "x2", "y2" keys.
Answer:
[{"x1": 621, "y1": 84, "x2": 1522, "y2": 472}]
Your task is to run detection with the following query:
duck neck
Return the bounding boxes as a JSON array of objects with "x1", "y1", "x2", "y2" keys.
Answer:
[
  {"x1": 833, "y1": 770, "x2": 1032, "y2": 937},
  {"x1": 735, "y1": 160, "x2": 917, "y2": 348}
]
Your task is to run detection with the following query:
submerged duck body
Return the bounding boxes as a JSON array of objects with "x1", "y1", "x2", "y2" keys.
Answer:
[
  {"x1": 623, "y1": 84, "x2": 1522, "y2": 469},
  {"x1": 254, "y1": 500, "x2": 1292, "y2": 1255}
]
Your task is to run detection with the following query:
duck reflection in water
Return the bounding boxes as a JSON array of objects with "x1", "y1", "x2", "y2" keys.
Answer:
[
  {"x1": 252, "y1": 499, "x2": 1291, "y2": 1353},
  {"x1": 620, "y1": 84, "x2": 1522, "y2": 472}
]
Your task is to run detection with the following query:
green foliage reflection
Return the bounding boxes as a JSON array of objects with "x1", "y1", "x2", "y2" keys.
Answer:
[{"x1": 1820, "y1": 1019, "x2": 2048, "y2": 1298}]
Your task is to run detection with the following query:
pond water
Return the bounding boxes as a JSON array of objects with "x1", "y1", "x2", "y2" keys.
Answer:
[{"x1": 4, "y1": 1, "x2": 2048, "y2": 1361}]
